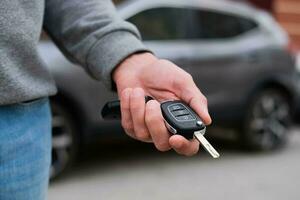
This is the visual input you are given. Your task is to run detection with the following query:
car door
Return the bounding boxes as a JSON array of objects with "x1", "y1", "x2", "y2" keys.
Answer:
[{"x1": 179, "y1": 8, "x2": 261, "y2": 108}]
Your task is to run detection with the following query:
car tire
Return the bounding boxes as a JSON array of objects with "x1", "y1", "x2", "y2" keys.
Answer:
[
  {"x1": 241, "y1": 88, "x2": 291, "y2": 151},
  {"x1": 50, "y1": 100, "x2": 79, "y2": 180}
]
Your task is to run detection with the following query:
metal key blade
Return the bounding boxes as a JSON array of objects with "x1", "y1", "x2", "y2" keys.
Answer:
[{"x1": 194, "y1": 131, "x2": 220, "y2": 158}]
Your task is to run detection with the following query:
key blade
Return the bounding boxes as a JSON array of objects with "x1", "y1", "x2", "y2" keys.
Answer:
[{"x1": 194, "y1": 131, "x2": 220, "y2": 159}]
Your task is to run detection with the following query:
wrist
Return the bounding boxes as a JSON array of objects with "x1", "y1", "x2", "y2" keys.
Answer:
[{"x1": 113, "y1": 52, "x2": 157, "y2": 86}]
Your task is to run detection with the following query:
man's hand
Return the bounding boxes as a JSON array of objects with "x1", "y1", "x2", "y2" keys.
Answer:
[{"x1": 113, "y1": 52, "x2": 211, "y2": 156}]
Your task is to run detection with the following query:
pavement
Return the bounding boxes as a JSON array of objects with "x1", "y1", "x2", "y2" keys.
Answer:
[{"x1": 48, "y1": 127, "x2": 300, "y2": 200}]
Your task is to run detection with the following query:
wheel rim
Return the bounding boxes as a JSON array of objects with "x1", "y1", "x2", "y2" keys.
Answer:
[
  {"x1": 50, "y1": 104, "x2": 74, "y2": 179},
  {"x1": 248, "y1": 92, "x2": 290, "y2": 150}
]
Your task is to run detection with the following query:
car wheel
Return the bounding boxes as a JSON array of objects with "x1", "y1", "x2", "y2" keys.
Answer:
[
  {"x1": 50, "y1": 101, "x2": 78, "y2": 179},
  {"x1": 242, "y1": 89, "x2": 291, "y2": 151}
]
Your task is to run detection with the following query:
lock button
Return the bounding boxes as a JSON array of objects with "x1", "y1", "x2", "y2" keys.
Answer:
[{"x1": 176, "y1": 115, "x2": 195, "y2": 121}]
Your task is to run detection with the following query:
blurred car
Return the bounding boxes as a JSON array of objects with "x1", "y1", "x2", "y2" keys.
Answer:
[
  {"x1": 38, "y1": 0, "x2": 300, "y2": 179},
  {"x1": 295, "y1": 52, "x2": 300, "y2": 120}
]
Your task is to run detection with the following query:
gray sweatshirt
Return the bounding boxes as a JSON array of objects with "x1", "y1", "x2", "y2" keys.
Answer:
[{"x1": 0, "y1": 0, "x2": 148, "y2": 105}]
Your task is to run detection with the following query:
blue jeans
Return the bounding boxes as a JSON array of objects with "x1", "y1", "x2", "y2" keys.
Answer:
[{"x1": 0, "y1": 98, "x2": 51, "y2": 200}]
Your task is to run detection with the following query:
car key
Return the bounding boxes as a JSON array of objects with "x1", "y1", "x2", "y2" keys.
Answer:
[
  {"x1": 161, "y1": 100, "x2": 220, "y2": 158},
  {"x1": 102, "y1": 97, "x2": 220, "y2": 158}
]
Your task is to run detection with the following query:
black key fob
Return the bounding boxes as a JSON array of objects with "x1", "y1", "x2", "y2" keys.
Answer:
[{"x1": 160, "y1": 100, "x2": 205, "y2": 140}]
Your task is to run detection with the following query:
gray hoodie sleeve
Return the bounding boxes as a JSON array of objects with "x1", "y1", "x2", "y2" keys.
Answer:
[{"x1": 43, "y1": 0, "x2": 149, "y2": 89}]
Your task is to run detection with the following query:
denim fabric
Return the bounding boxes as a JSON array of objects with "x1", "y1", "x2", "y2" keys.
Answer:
[{"x1": 0, "y1": 98, "x2": 51, "y2": 200}]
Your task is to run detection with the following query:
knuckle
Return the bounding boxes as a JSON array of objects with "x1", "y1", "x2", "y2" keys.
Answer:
[
  {"x1": 130, "y1": 89, "x2": 145, "y2": 108},
  {"x1": 202, "y1": 96, "x2": 208, "y2": 104},
  {"x1": 121, "y1": 88, "x2": 132, "y2": 96},
  {"x1": 185, "y1": 73, "x2": 193, "y2": 81},
  {"x1": 180, "y1": 72, "x2": 193, "y2": 83},
  {"x1": 175, "y1": 73, "x2": 193, "y2": 89},
  {"x1": 190, "y1": 95, "x2": 207, "y2": 108},
  {"x1": 121, "y1": 88, "x2": 131, "y2": 97},
  {"x1": 135, "y1": 130, "x2": 150, "y2": 141},
  {"x1": 122, "y1": 120, "x2": 133, "y2": 131},
  {"x1": 120, "y1": 89, "x2": 132, "y2": 109},
  {"x1": 132, "y1": 87, "x2": 144, "y2": 95},
  {"x1": 158, "y1": 59, "x2": 173, "y2": 66}
]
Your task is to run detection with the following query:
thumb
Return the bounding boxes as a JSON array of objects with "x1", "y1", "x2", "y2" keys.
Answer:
[{"x1": 173, "y1": 74, "x2": 212, "y2": 125}]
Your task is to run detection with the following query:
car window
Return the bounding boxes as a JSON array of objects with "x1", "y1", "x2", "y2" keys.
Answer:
[
  {"x1": 128, "y1": 7, "x2": 258, "y2": 40},
  {"x1": 127, "y1": 7, "x2": 187, "y2": 40},
  {"x1": 191, "y1": 9, "x2": 259, "y2": 39}
]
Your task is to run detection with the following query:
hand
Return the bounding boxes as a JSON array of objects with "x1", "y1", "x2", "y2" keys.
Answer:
[{"x1": 113, "y1": 52, "x2": 211, "y2": 156}]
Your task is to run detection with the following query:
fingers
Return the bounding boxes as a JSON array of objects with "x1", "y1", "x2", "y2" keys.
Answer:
[
  {"x1": 145, "y1": 100, "x2": 171, "y2": 151},
  {"x1": 129, "y1": 88, "x2": 152, "y2": 142},
  {"x1": 120, "y1": 87, "x2": 200, "y2": 156},
  {"x1": 120, "y1": 88, "x2": 134, "y2": 137},
  {"x1": 169, "y1": 135, "x2": 200, "y2": 156}
]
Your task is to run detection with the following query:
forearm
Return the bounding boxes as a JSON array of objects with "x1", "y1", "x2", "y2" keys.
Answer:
[{"x1": 44, "y1": 0, "x2": 149, "y2": 88}]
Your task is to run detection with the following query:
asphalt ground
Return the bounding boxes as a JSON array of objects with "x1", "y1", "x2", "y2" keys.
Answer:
[{"x1": 49, "y1": 126, "x2": 300, "y2": 200}]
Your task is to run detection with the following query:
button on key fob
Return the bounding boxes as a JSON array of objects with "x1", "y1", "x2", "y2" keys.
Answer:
[{"x1": 161, "y1": 100, "x2": 220, "y2": 158}]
